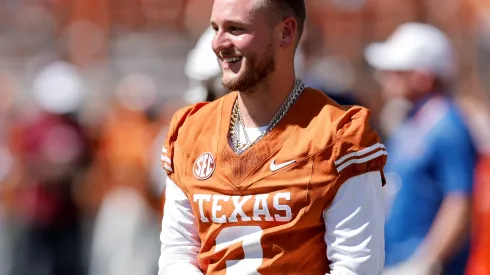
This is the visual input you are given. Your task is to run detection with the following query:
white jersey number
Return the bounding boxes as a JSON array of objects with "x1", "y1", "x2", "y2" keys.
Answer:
[{"x1": 215, "y1": 226, "x2": 264, "y2": 275}]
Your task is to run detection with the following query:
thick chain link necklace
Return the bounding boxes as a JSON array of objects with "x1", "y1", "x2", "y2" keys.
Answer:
[{"x1": 229, "y1": 78, "x2": 305, "y2": 154}]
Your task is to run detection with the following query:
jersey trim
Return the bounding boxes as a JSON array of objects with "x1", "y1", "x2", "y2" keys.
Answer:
[
  {"x1": 334, "y1": 143, "x2": 387, "y2": 173},
  {"x1": 161, "y1": 146, "x2": 173, "y2": 172}
]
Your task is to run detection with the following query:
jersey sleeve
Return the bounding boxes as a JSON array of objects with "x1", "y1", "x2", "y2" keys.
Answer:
[{"x1": 333, "y1": 107, "x2": 387, "y2": 186}]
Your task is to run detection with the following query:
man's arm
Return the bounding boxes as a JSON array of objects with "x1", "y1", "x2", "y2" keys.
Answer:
[
  {"x1": 413, "y1": 194, "x2": 471, "y2": 269},
  {"x1": 324, "y1": 171, "x2": 385, "y2": 275},
  {"x1": 158, "y1": 177, "x2": 203, "y2": 275}
]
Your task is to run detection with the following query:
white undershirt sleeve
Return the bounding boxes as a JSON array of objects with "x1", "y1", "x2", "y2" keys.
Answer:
[
  {"x1": 324, "y1": 171, "x2": 385, "y2": 275},
  {"x1": 158, "y1": 177, "x2": 203, "y2": 275}
]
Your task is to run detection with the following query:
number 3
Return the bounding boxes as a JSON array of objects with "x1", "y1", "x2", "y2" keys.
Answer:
[{"x1": 215, "y1": 226, "x2": 264, "y2": 274}]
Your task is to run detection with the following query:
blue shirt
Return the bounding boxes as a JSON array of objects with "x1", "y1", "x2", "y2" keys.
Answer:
[{"x1": 384, "y1": 94, "x2": 477, "y2": 274}]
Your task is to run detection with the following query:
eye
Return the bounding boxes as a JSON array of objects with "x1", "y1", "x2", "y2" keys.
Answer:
[{"x1": 229, "y1": 26, "x2": 244, "y2": 35}]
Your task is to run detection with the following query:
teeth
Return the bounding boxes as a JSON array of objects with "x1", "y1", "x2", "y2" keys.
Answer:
[{"x1": 224, "y1": 57, "x2": 241, "y2": 63}]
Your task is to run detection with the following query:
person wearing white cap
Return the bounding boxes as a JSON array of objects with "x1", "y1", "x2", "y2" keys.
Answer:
[
  {"x1": 365, "y1": 23, "x2": 477, "y2": 275},
  {"x1": 365, "y1": 23, "x2": 456, "y2": 82},
  {"x1": 183, "y1": 27, "x2": 229, "y2": 104}
]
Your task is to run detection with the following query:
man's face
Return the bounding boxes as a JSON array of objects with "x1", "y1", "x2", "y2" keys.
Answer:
[
  {"x1": 211, "y1": 0, "x2": 277, "y2": 92},
  {"x1": 375, "y1": 70, "x2": 437, "y2": 102},
  {"x1": 375, "y1": 70, "x2": 413, "y2": 101}
]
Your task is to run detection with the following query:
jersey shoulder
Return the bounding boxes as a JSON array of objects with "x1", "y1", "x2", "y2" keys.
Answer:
[
  {"x1": 296, "y1": 88, "x2": 379, "y2": 148},
  {"x1": 299, "y1": 88, "x2": 387, "y2": 182},
  {"x1": 161, "y1": 94, "x2": 229, "y2": 177},
  {"x1": 331, "y1": 101, "x2": 386, "y2": 184}
]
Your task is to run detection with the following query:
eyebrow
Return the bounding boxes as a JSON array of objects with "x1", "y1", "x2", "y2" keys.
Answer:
[{"x1": 210, "y1": 19, "x2": 249, "y2": 26}]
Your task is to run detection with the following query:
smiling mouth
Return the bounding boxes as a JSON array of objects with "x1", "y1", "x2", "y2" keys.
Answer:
[{"x1": 223, "y1": 56, "x2": 243, "y2": 64}]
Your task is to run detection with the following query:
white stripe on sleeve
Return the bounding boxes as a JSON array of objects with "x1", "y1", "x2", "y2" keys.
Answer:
[{"x1": 334, "y1": 143, "x2": 387, "y2": 173}]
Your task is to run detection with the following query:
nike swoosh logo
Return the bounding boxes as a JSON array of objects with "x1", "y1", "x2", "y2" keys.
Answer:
[{"x1": 270, "y1": 159, "x2": 296, "y2": 172}]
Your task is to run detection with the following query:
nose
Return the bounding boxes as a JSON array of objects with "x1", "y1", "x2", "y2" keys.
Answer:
[{"x1": 212, "y1": 29, "x2": 233, "y2": 57}]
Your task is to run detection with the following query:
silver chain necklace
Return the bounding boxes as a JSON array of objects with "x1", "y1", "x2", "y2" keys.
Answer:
[{"x1": 229, "y1": 78, "x2": 305, "y2": 154}]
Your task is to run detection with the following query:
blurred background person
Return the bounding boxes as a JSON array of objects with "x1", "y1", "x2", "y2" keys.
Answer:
[
  {"x1": 466, "y1": 105, "x2": 490, "y2": 275},
  {"x1": 365, "y1": 23, "x2": 478, "y2": 275},
  {"x1": 298, "y1": 22, "x2": 362, "y2": 107},
  {"x1": 0, "y1": 71, "x2": 18, "y2": 275},
  {"x1": 85, "y1": 73, "x2": 162, "y2": 275},
  {"x1": 182, "y1": 26, "x2": 228, "y2": 104},
  {"x1": 467, "y1": 140, "x2": 490, "y2": 275},
  {"x1": 8, "y1": 60, "x2": 90, "y2": 275}
]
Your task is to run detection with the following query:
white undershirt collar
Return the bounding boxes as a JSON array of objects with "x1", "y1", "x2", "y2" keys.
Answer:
[{"x1": 240, "y1": 126, "x2": 268, "y2": 144}]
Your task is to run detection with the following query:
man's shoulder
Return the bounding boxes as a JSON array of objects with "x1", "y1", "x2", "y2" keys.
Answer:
[
  {"x1": 298, "y1": 88, "x2": 386, "y2": 182},
  {"x1": 296, "y1": 87, "x2": 375, "y2": 145},
  {"x1": 415, "y1": 96, "x2": 472, "y2": 141},
  {"x1": 161, "y1": 94, "x2": 230, "y2": 176},
  {"x1": 172, "y1": 99, "x2": 223, "y2": 127},
  {"x1": 167, "y1": 94, "x2": 230, "y2": 138}
]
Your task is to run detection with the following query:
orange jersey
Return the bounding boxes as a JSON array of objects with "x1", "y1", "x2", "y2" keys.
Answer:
[{"x1": 162, "y1": 88, "x2": 387, "y2": 275}]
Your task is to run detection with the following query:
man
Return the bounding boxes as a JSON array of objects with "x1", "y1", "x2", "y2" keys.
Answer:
[
  {"x1": 158, "y1": 0, "x2": 387, "y2": 274},
  {"x1": 10, "y1": 60, "x2": 88, "y2": 275},
  {"x1": 364, "y1": 23, "x2": 477, "y2": 275}
]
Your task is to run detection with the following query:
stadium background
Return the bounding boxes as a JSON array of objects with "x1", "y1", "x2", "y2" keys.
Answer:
[{"x1": 0, "y1": 0, "x2": 490, "y2": 274}]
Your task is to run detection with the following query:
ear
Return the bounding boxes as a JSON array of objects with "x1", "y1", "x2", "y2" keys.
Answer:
[{"x1": 280, "y1": 17, "x2": 297, "y2": 48}]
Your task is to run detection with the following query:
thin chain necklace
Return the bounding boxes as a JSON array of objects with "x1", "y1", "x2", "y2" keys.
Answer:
[{"x1": 229, "y1": 78, "x2": 305, "y2": 154}]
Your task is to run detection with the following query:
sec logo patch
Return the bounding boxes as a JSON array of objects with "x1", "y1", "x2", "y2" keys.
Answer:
[{"x1": 193, "y1": 152, "x2": 215, "y2": 180}]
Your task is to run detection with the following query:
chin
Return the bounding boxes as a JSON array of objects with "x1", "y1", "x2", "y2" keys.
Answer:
[{"x1": 221, "y1": 72, "x2": 242, "y2": 90}]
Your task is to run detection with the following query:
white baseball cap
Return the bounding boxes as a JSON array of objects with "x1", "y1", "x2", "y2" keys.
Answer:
[
  {"x1": 32, "y1": 61, "x2": 85, "y2": 114},
  {"x1": 185, "y1": 27, "x2": 221, "y2": 82},
  {"x1": 365, "y1": 23, "x2": 456, "y2": 79},
  {"x1": 184, "y1": 27, "x2": 223, "y2": 103}
]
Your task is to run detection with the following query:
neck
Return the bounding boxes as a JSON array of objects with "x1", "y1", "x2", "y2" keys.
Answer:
[
  {"x1": 407, "y1": 90, "x2": 438, "y2": 104},
  {"x1": 237, "y1": 70, "x2": 296, "y2": 128}
]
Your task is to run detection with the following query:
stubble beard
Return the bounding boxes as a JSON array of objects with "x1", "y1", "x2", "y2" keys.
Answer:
[{"x1": 221, "y1": 43, "x2": 275, "y2": 93}]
